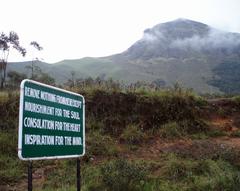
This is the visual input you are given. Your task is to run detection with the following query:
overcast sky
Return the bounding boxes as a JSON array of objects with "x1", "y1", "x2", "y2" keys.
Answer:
[{"x1": 1, "y1": 0, "x2": 240, "y2": 63}]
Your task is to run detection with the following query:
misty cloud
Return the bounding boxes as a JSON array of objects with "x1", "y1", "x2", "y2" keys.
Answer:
[
  {"x1": 170, "y1": 28, "x2": 240, "y2": 50},
  {"x1": 141, "y1": 28, "x2": 165, "y2": 42}
]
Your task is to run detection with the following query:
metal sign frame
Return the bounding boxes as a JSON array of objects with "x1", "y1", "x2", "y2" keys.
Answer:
[{"x1": 18, "y1": 79, "x2": 85, "y2": 160}]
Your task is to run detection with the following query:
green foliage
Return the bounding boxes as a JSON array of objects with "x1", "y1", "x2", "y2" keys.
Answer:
[
  {"x1": 32, "y1": 154, "x2": 240, "y2": 191},
  {"x1": 0, "y1": 155, "x2": 25, "y2": 184},
  {"x1": 231, "y1": 130, "x2": 240, "y2": 137},
  {"x1": 85, "y1": 88, "x2": 204, "y2": 137},
  {"x1": 102, "y1": 115, "x2": 124, "y2": 136},
  {"x1": 67, "y1": 77, "x2": 122, "y2": 94},
  {"x1": 0, "y1": 130, "x2": 18, "y2": 156},
  {"x1": 85, "y1": 132, "x2": 118, "y2": 159},
  {"x1": 81, "y1": 166, "x2": 104, "y2": 191},
  {"x1": 160, "y1": 154, "x2": 240, "y2": 191},
  {"x1": 159, "y1": 122, "x2": 183, "y2": 138},
  {"x1": 7, "y1": 70, "x2": 27, "y2": 88},
  {"x1": 1, "y1": 88, "x2": 240, "y2": 190},
  {"x1": 25, "y1": 64, "x2": 55, "y2": 85},
  {"x1": 209, "y1": 61, "x2": 240, "y2": 94},
  {"x1": 0, "y1": 92, "x2": 19, "y2": 130},
  {"x1": 207, "y1": 129, "x2": 228, "y2": 137},
  {"x1": 0, "y1": 129, "x2": 26, "y2": 185},
  {"x1": 42, "y1": 160, "x2": 75, "y2": 189},
  {"x1": 162, "y1": 154, "x2": 195, "y2": 181},
  {"x1": 0, "y1": 91, "x2": 9, "y2": 102},
  {"x1": 216, "y1": 107, "x2": 227, "y2": 117},
  {"x1": 120, "y1": 124, "x2": 145, "y2": 145},
  {"x1": 101, "y1": 159, "x2": 147, "y2": 191},
  {"x1": 37, "y1": 72, "x2": 55, "y2": 85},
  {"x1": 159, "y1": 119, "x2": 209, "y2": 139},
  {"x1": 86, "y1": 118, "x2": 104, "y2": 132},
  {"x1": 233, "y1": 96, "x2": 240, "y2": 105},
  {"x1": 0, "y1": 31, "x2": 26, "y2": 89}
]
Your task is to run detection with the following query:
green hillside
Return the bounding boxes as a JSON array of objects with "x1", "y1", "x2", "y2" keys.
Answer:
[{"x1": 7, "y1": 19, "x2": 240, "y2": 94}]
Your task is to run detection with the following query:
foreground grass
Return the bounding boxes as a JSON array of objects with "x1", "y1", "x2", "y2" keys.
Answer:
[
  {"x1": 1, "y1": 89, "x2": 240, "y2": 190},
  {"x1": 35, "y1": 153, "x2": 240, "y2": 191}
]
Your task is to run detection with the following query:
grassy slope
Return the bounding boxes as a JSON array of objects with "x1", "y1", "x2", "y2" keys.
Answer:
[
  {"x1": 6, "y1": 54, "x2": 221, "y2": 93},
  {"x1": 1, "y1": 88, "x2": 240, "y2": 190},
  {"x1": 52, "y1": 55, "x2": 221, "y2": 93}
]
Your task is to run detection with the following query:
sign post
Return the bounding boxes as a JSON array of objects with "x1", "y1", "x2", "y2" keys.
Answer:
[
  {"x1": 18, "y1": 79, "x2": 85, "y2": 190},
  {"x1": 77, "y1": 158, "x2": 81, "y2": 191},
  {"x1": 28, "y1": 161, "x2": 32, "y2": 191}
]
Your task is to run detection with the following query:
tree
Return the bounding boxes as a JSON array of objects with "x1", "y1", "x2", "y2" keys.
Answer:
[
  {"x1": 0, "y1": 31, "x2": 26, "y2": 89},
  {"x1": 65, "y1": 71, "x2": 76, "y2": 88},
  {"x1": 37, "y1": 72, "x2": 55, "y2": 85},
  {"x1": 26, "y1": 64, "x2": 55, "y2": 85},
  {"x1": 7, "y1": 70, "x2": 27, "y2": 88},
  {"x1": 26, "y1": 41, "x2": 43, "y2": 79}
]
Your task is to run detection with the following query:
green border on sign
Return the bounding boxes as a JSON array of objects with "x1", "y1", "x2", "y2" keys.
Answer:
[{"x1": 18, "y1": 79, "x2": 85, "y2": 160}]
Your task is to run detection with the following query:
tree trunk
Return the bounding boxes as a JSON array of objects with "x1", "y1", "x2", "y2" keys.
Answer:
[
  {"x1": 0, "y1": 61, "x2": 7, "y2": 89},
  {"x1": 0, "y1": 78, "x2": 4, "y2": 89}
]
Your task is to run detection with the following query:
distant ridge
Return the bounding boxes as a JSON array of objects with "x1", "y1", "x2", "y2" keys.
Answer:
[{"x1": 8, "y1": 19, "x2": 240, "y2": 94}]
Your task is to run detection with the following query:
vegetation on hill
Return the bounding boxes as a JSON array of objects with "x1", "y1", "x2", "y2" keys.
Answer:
[
  {"x1": 6, "y1": 19, "x2": 240, "y2": 94},
  {"x1": 0, "y1": 31, "x2": 26, "y2": 89},
  {"x1": 1, "y1": 82, "x2": 240, "y2": 190},
  {"x1": 209, "y1": 61, "x2": 240, "y2": 94}
]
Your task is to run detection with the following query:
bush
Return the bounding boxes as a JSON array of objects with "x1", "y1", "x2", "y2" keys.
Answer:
[
  {"x1": 179, "y1": 119, "x2": 209, "y2": 134},
  {"x1": 0, "y1": 92, "x2": 19, "y2": 131},
  {"x1": 231, "y1": 130, "x2": 240, "y2": 137},
  {"x1": 86, "y1": 118, "x2": 104, "y2": 133},
  {"x1": 0, "y1": 155, "x2": 25, "y2": 184},
  {"x1": 0, "y1": 130, "x2": 18, "y2": 156},
  {"x1": 81, "y1": 166, "x2": 104, "y2": 191},
  {"x1": 101, "y1": 159, "x2": 147, "y2": 191},
  {"x1": 159, "y1": 122, "x2": 183, "y2": 138},
  {"x1": 207, "y1": 129, "x2": 228, "y2": 137},
  {"x1": 86, "y1": 90, "x2": 203, "y2": 133},
  {"x1": 41, "y1": 160, "x2": 75, "y2": 190},
  {"x1": 233, "y1": 96, "x2": 240, "y2": 105},
  {"x1": 158, "y1": 119, "x2": 209, "y2": 139},
  {"x1": 120, "y1": 124, "x2": 145, "y2": 145},
  {"x1": 160, "y1": 154, "x2": 240, "y2": 191},
  {"x1": 162, "y1": 154, "x2": 195, "y2": 181},
  {"x1": 85, "y1": 132, "x2": 118, "y2": 159},
  {"x1": 103, "y1": 116, "x2": 124, "y2": 136}
]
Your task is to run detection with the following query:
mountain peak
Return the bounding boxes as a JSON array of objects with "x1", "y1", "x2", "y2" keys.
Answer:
[
  {"x1": 143, "y1": 18, "x2": 210, "y2": 40},
  {"x1": 168, "y1": 18, "x2": 206, "y2": 24},
  {"x1": 123, "y1": 18, "x2": 240, "y2": 60}
]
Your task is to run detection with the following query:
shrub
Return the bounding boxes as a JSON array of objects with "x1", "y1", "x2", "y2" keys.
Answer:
[
  {"x1": 85, "y1": 132, "x2": 118, "y2": 159},
  {"x1": 101, "y1": 159, "x2": 147, "y2": 191},
  {"x1": 233, "y1": 96, "x2": 240, "y2": 105},
  {"x1": 0, "y1": 155, "x2": 25, "y2": 184},
  {"x1": 162, "y1": 154, "x2": 195, "y2": 181},
  {"x1": 158, "y1": 119, "x2": 209, "y2": 139},
  {"x1": 120, "y1": 124, "x2": 145, "y2": 145},
  {"x1": 231, "y1": 130, "x2": 240, "y2": 137},
  {"x1": 0, "y1": 130, "x2": 18, "y2": 156},
  {"x1": 207, "y1": 129, "x2": 228, "y2": 137},
  {"x1": 86, "y1": 118, "x2": 104, "y2": 133},
  {"x1": 81, "y1": 165, "x2": 104, "y2": 191},
  {"x1": 161, "y1": 154, "x2": 240, "y2": 191},
  {"x1": 179, "y1": 119, "x2": 209, "y2": 134},
  {"x1": 159, "y1": 122, "x2": 183, "y2": 139},
  {"x1": 41, "y1": 160, "x2": 75, "y2": 190},
  {"x1": 103, "y1": 116, "x2": 124, "y2": 136}
]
